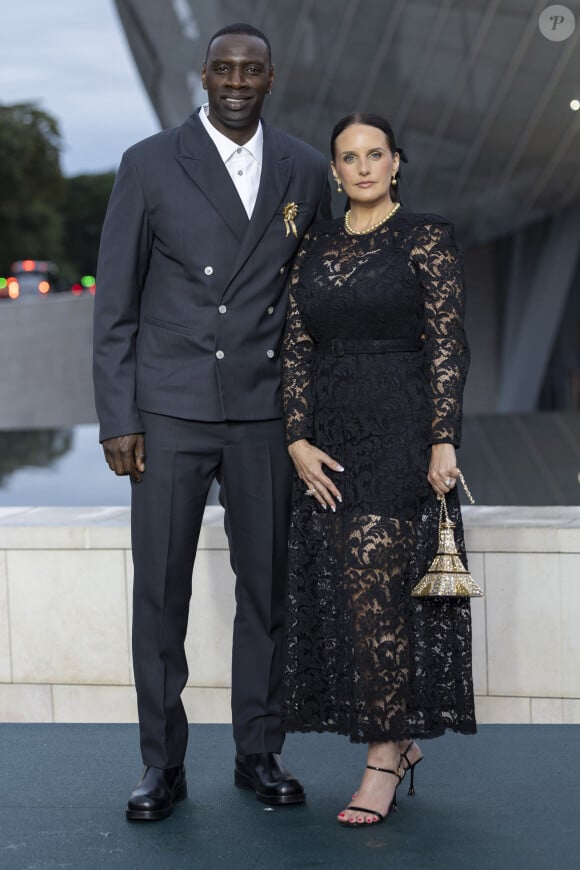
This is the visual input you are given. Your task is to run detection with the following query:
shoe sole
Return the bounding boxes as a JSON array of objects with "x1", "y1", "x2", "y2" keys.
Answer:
[
  {"x1": 234, "y1": 771, "x2": 305, "y2": 805},
  {"x1": 126, "y1": 783, "x2": 187, "y2": 821}
]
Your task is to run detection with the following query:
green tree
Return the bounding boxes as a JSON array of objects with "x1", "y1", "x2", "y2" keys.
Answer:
[
  {"x1": 62, "y1": 172, "x2": 115, "y2": 277},
  {"x1": 0, "y1": 102, "x2": 65, "y2": 274}
]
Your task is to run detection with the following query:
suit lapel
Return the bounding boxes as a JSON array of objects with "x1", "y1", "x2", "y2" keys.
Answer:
[
  {"x1": 223, "y1": 123, "x2": 294, "y2": 295},
  {"x1": 176, "y1": 113, "x2": 249, "y2": 241}
]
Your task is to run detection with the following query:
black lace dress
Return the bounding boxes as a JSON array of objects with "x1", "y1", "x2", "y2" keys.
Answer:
[{"x1": 281, "y1": 209, "x2": 476, "y2": 744}]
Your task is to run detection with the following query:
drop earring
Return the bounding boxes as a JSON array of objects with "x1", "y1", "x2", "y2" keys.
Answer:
[
  {"x1": 391, "y1": 174, "x2": 398, "y2": 186},
  {"x1": 335, "y1": 178, "x2": 343, "y2": 193}
]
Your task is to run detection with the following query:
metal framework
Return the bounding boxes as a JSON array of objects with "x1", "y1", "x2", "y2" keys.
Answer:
[
  {"x1": 497, "y1": 205, "x2": 580, "y2": 411},
  {"x1": 113, "y1": 0, "x2": 580, "y2": 414}
]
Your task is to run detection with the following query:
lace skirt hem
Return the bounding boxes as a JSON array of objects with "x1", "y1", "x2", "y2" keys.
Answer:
[{"x1": 281, "y1": 718, "x2": 477, "y2": 744}]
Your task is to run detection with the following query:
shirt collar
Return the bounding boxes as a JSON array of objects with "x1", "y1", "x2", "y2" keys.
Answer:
[{"x1": 199, "y1": 104, "x2": 263, "y2": 164}]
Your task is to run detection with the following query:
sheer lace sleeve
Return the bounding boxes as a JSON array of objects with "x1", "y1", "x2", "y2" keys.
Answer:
[
  {"x1": 282, "y1": 238, "x2": 315, "y2": 445},
  {"x1": 412, "y1": 220, "x2": 470, "y2": 447}
]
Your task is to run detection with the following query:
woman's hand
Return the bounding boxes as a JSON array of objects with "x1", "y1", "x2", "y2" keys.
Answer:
[
  {"x1": 428, "y1": 443, "x2": 459, "y2": 497},
  {"x1": 288, "y1": 439, "x2": 344, "y2": 511}
]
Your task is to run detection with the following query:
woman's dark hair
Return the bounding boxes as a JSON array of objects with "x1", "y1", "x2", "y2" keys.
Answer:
[
  {"x1": 330, "y1": 113, "x2": 408, "y2": 202},
  {"x1": 206, "y1": 23, "x2": 272, "y2": 64}
]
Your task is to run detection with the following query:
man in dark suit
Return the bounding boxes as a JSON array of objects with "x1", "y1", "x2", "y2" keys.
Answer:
[{"x1": 93, "y1": 22, "x2": 331, "y2": 820}]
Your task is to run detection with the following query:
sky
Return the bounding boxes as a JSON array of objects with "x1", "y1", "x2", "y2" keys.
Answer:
[{"x1": 2, "y1": 0, "x2": 161, "y2": 176}]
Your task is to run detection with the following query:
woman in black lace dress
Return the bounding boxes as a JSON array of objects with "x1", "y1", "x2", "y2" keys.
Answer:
[{"x1": 281, "y1": 114, "x2": 475, "y2": 828}]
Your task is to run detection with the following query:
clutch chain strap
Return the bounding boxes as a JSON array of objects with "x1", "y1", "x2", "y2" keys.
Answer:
[
  {"x1": 438, "y1": 469, "x2": 475, "y2": 528},
  {"x1": 457, "y1": 469, "x2": 475, "y2": 504}
]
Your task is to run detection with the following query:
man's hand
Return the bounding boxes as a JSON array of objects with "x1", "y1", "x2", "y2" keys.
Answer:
[{"x1": 102, "y1": 434, "x2": 146, "y2": 483}]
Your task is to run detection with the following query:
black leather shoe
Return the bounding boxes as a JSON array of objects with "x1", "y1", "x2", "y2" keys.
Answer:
[
  {"x1": 126, "y1": 765, "x2": 187, "y2": 821},
  {"x1": 234, "y1": 752, "x2": 305, "y2": 805}
]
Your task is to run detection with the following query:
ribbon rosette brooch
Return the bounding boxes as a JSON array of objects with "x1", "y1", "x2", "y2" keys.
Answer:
[{"x1": 282, "y1": 202, "x2": 299, "y2": 237}]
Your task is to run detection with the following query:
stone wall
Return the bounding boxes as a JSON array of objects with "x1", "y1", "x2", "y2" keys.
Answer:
[{"x1": 0, "y1": 506, "x2": 579, "y2": 724}]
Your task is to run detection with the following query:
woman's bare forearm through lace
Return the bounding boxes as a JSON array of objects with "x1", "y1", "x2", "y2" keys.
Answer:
[
  {"x1": 282, "y1": 243, "x2": 315, "y2": 444},
  {"x1": 412, "y1": 222, "x2": 469, "y2": 446}
]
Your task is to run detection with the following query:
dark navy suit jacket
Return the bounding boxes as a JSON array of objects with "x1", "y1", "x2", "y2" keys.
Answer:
[{"x1": 93, "y1": 111, "x2": 331, "y2": 442}]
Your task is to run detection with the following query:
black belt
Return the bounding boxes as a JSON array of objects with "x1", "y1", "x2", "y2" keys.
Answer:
[{"x1": 317, "y1": 338, "x2": 424, "y2": 355}]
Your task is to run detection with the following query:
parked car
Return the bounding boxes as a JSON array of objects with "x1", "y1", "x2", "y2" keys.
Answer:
[
  {"x1": 1, "y1": 260, "x2": 61, "y2": 299},
  {"x1": 0, "y1": 262, "x2": 96, "y2": 300}
]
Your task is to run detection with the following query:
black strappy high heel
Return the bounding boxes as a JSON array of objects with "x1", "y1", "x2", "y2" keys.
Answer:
[
  {"x1": 338, "y1": 764, "x2": 403, "y2": 828},
  {"x1": 399, "y1": 741, "x2": 423, "y2": 796}
]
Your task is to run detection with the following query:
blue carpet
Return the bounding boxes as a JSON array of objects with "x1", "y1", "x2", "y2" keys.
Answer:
[{"x1": 0, "y1": 724, "x2": 577, "y2": 869}]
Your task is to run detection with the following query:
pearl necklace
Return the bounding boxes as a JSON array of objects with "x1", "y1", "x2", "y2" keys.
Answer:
[{"x1": 344, "y1": 201, "x2": 401, "y2": 235}]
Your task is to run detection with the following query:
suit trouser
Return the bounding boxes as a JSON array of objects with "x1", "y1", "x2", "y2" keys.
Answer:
[{"x1": 130, "y1": 411, "x2": 293, "y2": 769}]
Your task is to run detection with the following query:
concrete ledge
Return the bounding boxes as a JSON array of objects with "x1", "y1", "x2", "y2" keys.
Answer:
[
  {"x1": 462, "y1": 506, "x2": 580, "y2": 552},
  {"x1": 1, "y1": 506, "x2": 579, "y2": 723}
]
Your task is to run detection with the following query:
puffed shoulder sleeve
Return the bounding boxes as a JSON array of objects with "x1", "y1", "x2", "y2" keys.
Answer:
[
  {"x1": 411, "y1": 219, "x2": 470, "y2": 447},
  {"x1": 281, "y1": 235, "x2": 315, "y2": 445}
]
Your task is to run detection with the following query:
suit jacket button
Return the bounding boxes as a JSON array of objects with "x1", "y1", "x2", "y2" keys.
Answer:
[
  {"x1": 216, "y1": 350, "x2": 224, "y2": 360},
  {"x1": 266, "y1": 349, "x2": 275, "y2": 359},
  {"x1": 218, "y1": 305, "x2": 227, "y2": 314},
  {"x1": 204, "y1": 266, "x2": 214, "y2": 276},
  {"x1": 267, "y1": 306, "x2": 274, "y2": 315}
]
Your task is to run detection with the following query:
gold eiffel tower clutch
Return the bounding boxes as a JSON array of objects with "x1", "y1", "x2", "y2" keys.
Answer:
[{"x1": 411, "y1": 471, "x2": 483, "y2": 598}]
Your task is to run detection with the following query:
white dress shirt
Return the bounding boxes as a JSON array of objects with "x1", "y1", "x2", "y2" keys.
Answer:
[{"x1": 199, "y1": 104, "x2": 263, "y2": 218}]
